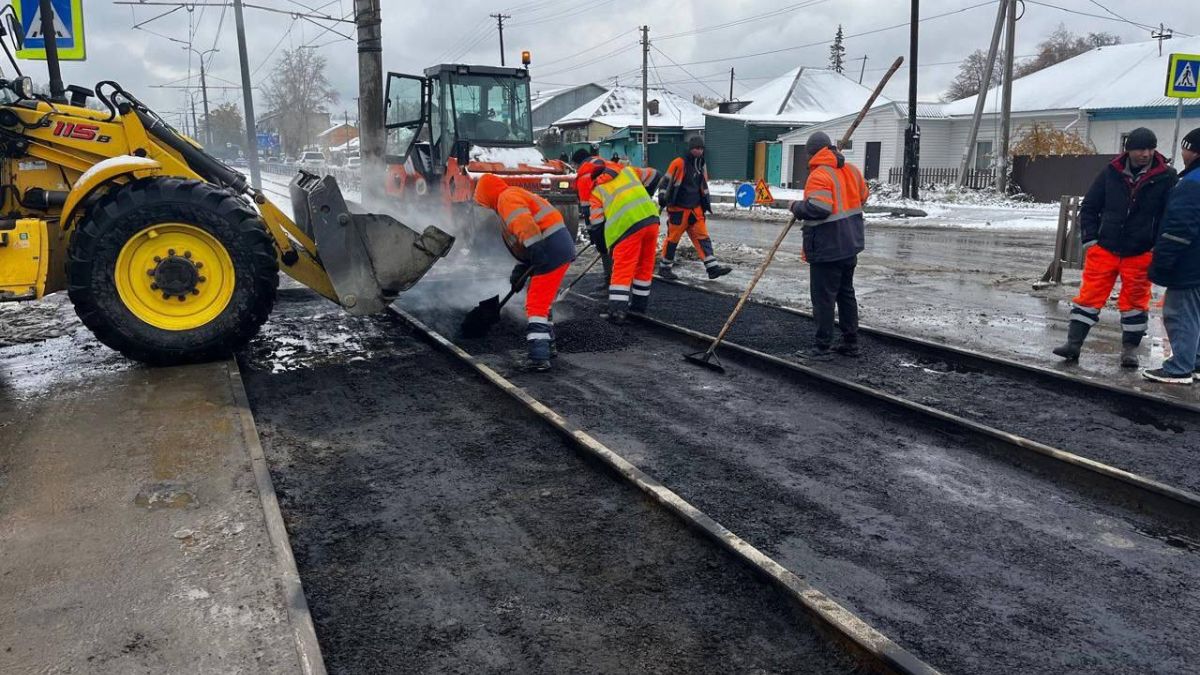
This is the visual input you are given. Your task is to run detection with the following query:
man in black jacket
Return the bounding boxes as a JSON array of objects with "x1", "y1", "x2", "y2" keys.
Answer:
[
  {"x1": 1053, "y1": 128, "x2": 1178, "y2": 368},
  {"x1": 1144, "y1": 128, "x2": 1200, "y2": 384}
]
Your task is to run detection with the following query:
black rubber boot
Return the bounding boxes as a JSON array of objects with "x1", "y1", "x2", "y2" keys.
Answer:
[
  {"x1": 658, "y1": 264, "x2": 679, "y2": 280},
  {"x1": 1052, "y1": 321, "x2": 1091, "y2": 361},
  {"x1": 706, "y1": 264, "x2": 733, "y2": 279},
  {"x1": 1120, "y1": 342, "x2": 1140, "y2": 369}
]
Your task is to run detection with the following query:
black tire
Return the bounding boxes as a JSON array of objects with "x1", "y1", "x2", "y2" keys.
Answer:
[{"x1": 68, "y1": 177, "x2": 278, "y2": 365}]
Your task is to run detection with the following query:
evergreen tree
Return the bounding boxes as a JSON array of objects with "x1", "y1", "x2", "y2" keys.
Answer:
[{"x1": 829, "y1": 25, "x2": 846, "y2": 74}]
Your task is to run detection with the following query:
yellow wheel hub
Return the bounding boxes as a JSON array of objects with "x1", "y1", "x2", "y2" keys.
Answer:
[{"x1": 115, "y1": 223, "x2": 235, "y2": 331}]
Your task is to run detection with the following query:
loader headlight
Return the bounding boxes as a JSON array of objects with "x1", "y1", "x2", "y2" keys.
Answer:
[
  {"x1": 11, "y1": 76, "x2": 32, "y2": 99},
  {"x1": 558, "y1": 181, "x2": 569, "y2": 189}
]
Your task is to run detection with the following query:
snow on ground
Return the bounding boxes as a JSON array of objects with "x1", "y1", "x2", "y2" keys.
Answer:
[
  {"x1": 710, "y1": 181, "x2": 805, "y2": 201},
  {"x1": 469, "y1": 146, "x2": 550, "y2": 168}
]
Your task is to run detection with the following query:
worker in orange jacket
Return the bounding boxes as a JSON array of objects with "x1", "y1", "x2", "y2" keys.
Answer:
[
  {"x1": 657, "y1": 136, "x2": 732, "y2": 280},
  {"x1": 571, "y1": 147, "x2": 613, "y2": 288},
  {"x1": 475, "y1": 173, "x2": 576, "y2": 371},
  {"x1": 788, "y1": 132, "x2": 868, "y2": 361},
  {"x1": 585, "y1": 160, "x2": 663, "y2": 324}
]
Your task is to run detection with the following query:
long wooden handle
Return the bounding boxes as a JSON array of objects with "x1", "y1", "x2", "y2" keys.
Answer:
[
  {"x1": 704, "y1": 217, "x2": 797, "y2": 357},
  {"x1": 555, "y1": 249, "x2": 602, "y2": 303},
  {"x1": 840, "y1": 56, "x2": 904, "y2": 147}
]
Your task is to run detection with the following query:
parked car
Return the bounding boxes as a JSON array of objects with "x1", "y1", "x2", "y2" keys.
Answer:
[
  {"x1": 346, "y1": 154, "x2": 361, "y2": 170},
  {"x1": 298, "y1": 151, "x2": 327, "y2": 170}
]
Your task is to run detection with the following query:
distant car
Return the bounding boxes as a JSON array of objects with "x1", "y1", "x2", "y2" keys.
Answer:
[
  {"x1": 346, "y1": 154, "x2": 361, "y2": 170},
  {"x1": 230, "y1": 157, "x2": 247, "y2": 167},
  {"x1": 298, "y1": 151, "x2": 326, "y2": 170}
]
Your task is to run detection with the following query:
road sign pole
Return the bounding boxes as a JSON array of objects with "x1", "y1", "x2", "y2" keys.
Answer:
[{"x1": 1172, "y1": 98, "x2": 1184, "y2": 167}]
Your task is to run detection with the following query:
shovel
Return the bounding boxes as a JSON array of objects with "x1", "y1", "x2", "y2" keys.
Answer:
[
  {"x1": 684, "y1": 216, "x2": 797, "y2": 373},
  {"x1": 554, "y1": 246, "x2": 602, "y2": 304},
  {"x1": 461, "y1": 265, "x2": 536, "y2": 338}
]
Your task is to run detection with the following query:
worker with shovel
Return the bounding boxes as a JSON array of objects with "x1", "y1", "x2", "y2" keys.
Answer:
[
  {"x1": 789, "y1": 132, "x2": 869, "y2": 361},
  {"x1": 473, "y1": 174, "x2": 576, "y2": 371},
  {"x1": 585, "y1": 161, "x2": 663, "y2": 324},
  {"x1": 572, "y1": 147, "x2": 614, "y2": 291}
]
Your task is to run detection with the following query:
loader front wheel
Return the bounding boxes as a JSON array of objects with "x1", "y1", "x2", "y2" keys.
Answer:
[{"x1": 68, "y1": 178, "x2": 278, "y2": 365}]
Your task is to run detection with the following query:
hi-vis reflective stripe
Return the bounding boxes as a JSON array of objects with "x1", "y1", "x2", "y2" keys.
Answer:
[
  {"x1": 1163, "y1": 233, "x2": 1192, "y2": 245},
  {"x1": 503, "y1": 207, "x2": 531, "y2": 225},
  {"x1": 819, "y1": 166, "x2": 842, "y2": 212},
  {"x1": 806, "y1": 208, "x2": 864, "y2": 227},
  {"x1": 534, "y1": 205, "x2": 559, "y2": 222},
  {"x1": 523, "y1": 222, "x2": 566, "y2": 246},
  {"x1": 527, "y1": 332, "x2": 553, "y2": 341},
  {"x1": 631, "y1": 287, "x2": 651, "y2": 296},
  {"x1": 527, "y1": 315, "x2": 551, "y2": 324},
  {"x1": 600, "y1": 180, "x2": 639, "y2": 207}
]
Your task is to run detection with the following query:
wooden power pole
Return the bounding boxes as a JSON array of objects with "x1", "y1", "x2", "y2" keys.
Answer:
[
  {"x1": 641, "y1": 25, "x2": 649, "y2": 167},
  {"x1": 996, "y1": 0, "x2": 1016, "y2": 193},
  {"x1": 490, "y1": 13, "x2": 511, "y2": 66},
  {"x1": 902, "y1": 0, "x2": 920, "y2": 200},
  {"x1": 958, "y1": 0, "x2": 1007, "y2": 187}
]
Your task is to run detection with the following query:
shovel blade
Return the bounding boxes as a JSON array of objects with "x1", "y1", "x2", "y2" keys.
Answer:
[
  {"x1": 683, "y1": 351, "x2": 726, "y2": 374},
  {"x1": 461, "y1": 295, "x2": 501, "y2": 338}
]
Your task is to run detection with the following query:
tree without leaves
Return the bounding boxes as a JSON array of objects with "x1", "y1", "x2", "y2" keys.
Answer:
[
  {"x1": 263, "y1": 48, "x2": 339, "y2": 156},
  {"x1": 829, "y1": 25, "x2": 845, "y2": 74},
  {"x1": 1015, "y1": 24, "x2": 1121, "y2": 78},
  {"x1": 943, "y1": 48, "x2": 1006, "y2": 101}
]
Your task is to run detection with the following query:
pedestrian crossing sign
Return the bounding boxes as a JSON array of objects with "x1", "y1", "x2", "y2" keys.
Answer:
[
  {"x1": 14, "y1": 0, "x2": 85, "y2": 61},
  {"x1": 754, "y1": 178, "x2": 774, "y2": 205},
  {"x1": 1166, "y1": 53, "x2": 1200, "y2": 98}
]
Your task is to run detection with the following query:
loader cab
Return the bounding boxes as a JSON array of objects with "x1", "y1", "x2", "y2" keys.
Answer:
[{"x1": 385, "y1": 63, "x2": 533, "y2": 178}]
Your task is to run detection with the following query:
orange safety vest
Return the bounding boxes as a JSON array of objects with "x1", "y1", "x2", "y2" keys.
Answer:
[{"x1": 801, "y1": 148, "x2": 868, "y2": 263}]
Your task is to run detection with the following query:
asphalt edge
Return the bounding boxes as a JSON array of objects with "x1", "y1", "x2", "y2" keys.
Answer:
[
  {"x1": 226, "y1": 359, "x2": 328, "y2": 675},
  {"x1": 391, "y1": 306, "x2": 941, "y2": 675},
  {"x1": 656, "y1": 276, "x2": 1200, "y2": 415}
]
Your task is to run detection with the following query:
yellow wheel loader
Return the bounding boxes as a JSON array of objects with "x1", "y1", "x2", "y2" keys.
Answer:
[{"x1": 0, "y1": 77, "x2": 453, "y2": 365}]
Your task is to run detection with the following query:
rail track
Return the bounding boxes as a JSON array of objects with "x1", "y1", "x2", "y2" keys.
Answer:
[
  {"x1": 238, "y1": 289, "x2": 934, "y2": 674},
  {"x1": 627, "y1": 277, "x2": 1200, "y2": 503},
  {"x1": 405, "y1": 284, "x2": 1200, "y2": 675}
]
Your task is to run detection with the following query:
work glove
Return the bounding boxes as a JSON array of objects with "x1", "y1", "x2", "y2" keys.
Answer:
[
  {"x1": 657, "y1": 190, "x2": 668, "y2": 209},
  {"x1": 510, "y1": 262, "x2": 531, "y2": 292}
]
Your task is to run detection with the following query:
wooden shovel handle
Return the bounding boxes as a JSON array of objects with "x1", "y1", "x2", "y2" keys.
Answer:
[{"x1": 704, "y1": 216, "x2": 797, "y2": 357}]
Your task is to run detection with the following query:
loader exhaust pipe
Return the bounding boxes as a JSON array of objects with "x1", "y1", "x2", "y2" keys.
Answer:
[{"x1": 290, "y1": 171, "x2": 455, "y2": 314}]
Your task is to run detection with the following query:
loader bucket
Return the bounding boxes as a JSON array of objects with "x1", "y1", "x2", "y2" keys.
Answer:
[{"x1": 290, "y1": 172, "x2": 454, "y2": 315}]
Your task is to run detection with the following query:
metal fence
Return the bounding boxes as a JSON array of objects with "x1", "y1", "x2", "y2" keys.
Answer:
[
  {"x1": 886, "y1": 167, "x2": 996, "y2": 189},
  {"x1": 260, "y1": 162, "x2": 363, "y2": 194}
]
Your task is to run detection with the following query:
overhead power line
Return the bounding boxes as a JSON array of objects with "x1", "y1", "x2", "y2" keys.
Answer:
[
  {"x1": 656, "y1": 0, "x2": 833, "y2": 41},
  {"x1": 1023, "y1": 0, "x2": 1192, "y2": 37},
  {"x1": 650, "y1": 44, "x2": 725, "y2": 99}
]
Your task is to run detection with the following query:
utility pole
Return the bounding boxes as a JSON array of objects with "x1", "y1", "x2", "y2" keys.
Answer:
[
  {"x1": 356, "y1": 0, "x2": 385, "y2": 204},
  {"x1": 641, "y1": 25, "x2": 649, "y2": 167},
  {"x1": 857, "y1": 55, "x2": 868, "y2": 84},
  {"x1": 198, "y1": 58, "x2": 211, "y2": 146},
  {"x1": 190, "y1": 95, "x2": 199, "y2": 140},
  {"x1": 1152, "y1": 23, "x2": 1173, "y2": 57},
  {"x1": 37, "y1": 0, "x2": 65, "y2": 101},
  {"x1": 729, "y1": 67, "x2": 735, "y2": 101},
  {"x1": 233, "y1": 0, "x2": 261, "y2": 189},
  {"x1": 958, "y1": 0, "x2": 1007, "y2": 186},
  {"x1": 490, "y1": 13, "x2": 511, "y2": 66},
  {"x1": 996, "y1": 0, "x2": 1016, "y2": 193},
  {"x1": 902, "y1": 0, "x2": 920, "y2": 200}
]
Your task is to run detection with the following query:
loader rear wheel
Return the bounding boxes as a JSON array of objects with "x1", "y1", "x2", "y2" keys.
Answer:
[{"x1": 68, "y1": 178, "x2": 279, "y2": 365}]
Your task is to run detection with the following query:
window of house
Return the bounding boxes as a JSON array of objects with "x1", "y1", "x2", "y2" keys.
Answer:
[
  {"x1": 631, "y1": 131, "x2": 659, "y2": 144},
  {"x1": 974, "y1": 141, "x2": 993, "y2": 171}
]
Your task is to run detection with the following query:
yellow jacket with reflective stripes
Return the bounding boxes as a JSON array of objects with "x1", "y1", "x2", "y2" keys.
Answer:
[{"x1": 589, "y1": 166, "x2": 661, "y2": 248}]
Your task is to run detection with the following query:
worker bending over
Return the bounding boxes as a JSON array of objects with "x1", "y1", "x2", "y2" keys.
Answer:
[
  {"x1": 571, "y1": 147, "x2": 614, "y2": 287},
  {"x1": 585, "y1": 159, "x2": 663, "y2": 324},
  {"x1": 657, "y1": 136, "x2": 732, "y2": 280},
  {"x1": 1054, "y1": 128, "x2": 1177, "y2": 368},
  {"x1": 789, "y1": 132, "x2": 868, "y2": 361},
  {"x1": 475, "y1": 174, "x2": 576, "y2": 372}
]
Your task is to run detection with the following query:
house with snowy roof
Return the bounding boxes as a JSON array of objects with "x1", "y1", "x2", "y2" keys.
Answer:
[
  {"x1": 531, "y1": 83, "x2": 607, "y2": 133},
  {"x1": 542, "y1": 85, "x2": 707, "y2": 170},
  {"x1": 780, "y1": 37, "x2": 1200, "y2": 189},
  {"x1": 703, "y1": 67, "x2": 892, "y2": 180}
]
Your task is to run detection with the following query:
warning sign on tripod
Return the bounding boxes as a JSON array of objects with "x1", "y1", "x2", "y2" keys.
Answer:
[{"x1": 754, "y1": 179, "x2": 774, "y2": 205}]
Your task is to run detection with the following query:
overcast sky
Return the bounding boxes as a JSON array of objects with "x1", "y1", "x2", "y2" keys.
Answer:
[{"x1": 29, "y1": 0, "x2": 1200, "y2": 128}]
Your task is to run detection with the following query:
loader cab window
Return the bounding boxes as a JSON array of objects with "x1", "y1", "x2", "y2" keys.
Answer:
[
  {"x1": 445, "y1": 74, "x2": 532, "y2": 146},
  {"x1": 385, "y1": 73, "x2": 427, "y2": 160}
]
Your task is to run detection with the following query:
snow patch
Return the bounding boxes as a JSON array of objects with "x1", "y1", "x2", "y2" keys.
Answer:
[{"x1": 469, "y1": 146, "x2": 548, "y2": 168}]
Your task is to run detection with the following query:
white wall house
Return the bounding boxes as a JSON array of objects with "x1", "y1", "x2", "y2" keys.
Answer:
[{"x1": 780, "y1": 37, "x2": 1200, "y2": 185}]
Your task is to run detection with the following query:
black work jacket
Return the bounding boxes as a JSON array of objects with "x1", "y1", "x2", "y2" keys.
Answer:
[
  {"x1": 1149, "y1": 163, "x2": 1200, "y2": 289},
  {"x1": 1080, "y1": 153, "x2": 1178, "y2": 256}
]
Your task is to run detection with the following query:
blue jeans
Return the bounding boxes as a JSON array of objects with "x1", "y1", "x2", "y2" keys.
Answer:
[{"x1": 1162, "y1": 287, "x2": 1200, "y2": 376}]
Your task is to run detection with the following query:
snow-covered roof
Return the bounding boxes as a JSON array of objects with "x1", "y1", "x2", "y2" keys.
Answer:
[
  {"x1": 330, "y1": 137, "x2": 360, "y2": 153},
  {"x1": 943, "y1": 37, "x2": 1200, "y2": 116},
  {"x1": 553, "y1": 86, "x2": 707, "y2": 129},
  {"x1": 317, "y1": 123, "x2": 356, "y2": 139},
  {"x1": 532, "y1": 83, "x2": 598, "y2": 111},
  {"x1": 707, "y1": 67, "x2": 892, "y2": 124}
]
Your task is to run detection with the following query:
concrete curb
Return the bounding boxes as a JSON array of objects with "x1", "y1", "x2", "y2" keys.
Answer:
[
  {"x1": 392, "y1": 307, "x2": 941, "y2": 675},
  {"x1": 227, "y1": 360, "x2": 327, "y2": 675}
]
